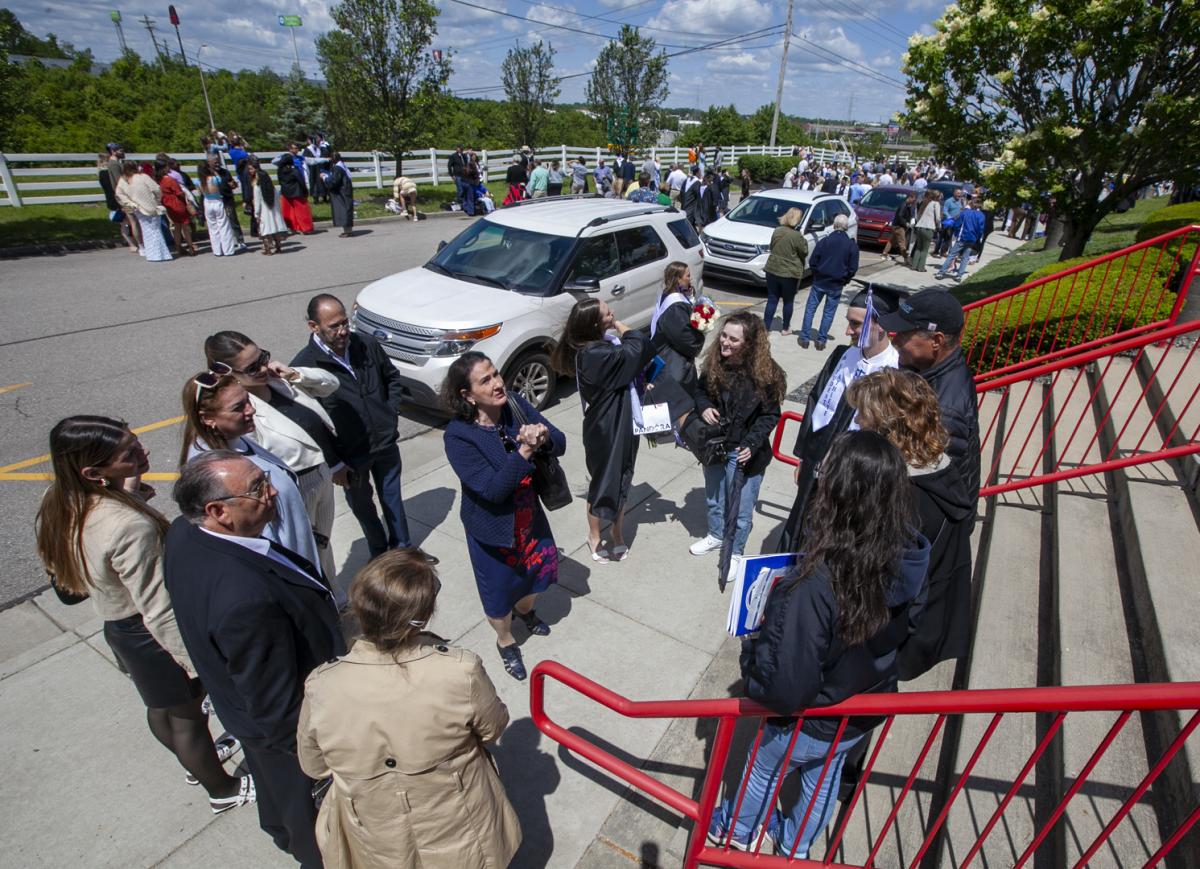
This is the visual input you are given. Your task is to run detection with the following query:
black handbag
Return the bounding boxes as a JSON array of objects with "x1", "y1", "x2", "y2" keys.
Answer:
[
  {"x1": 47, "y1": 571, "x2": 88, "y2": 606},
  {"x1": 508, "y1": 399, "x2": 573, "y2": 511},
  {"x1": 680, "y1": 412, "x2": 729, "y2": 466}
]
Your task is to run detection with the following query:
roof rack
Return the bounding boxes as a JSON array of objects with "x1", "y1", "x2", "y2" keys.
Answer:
[
  {"x1": 502, "y1": 193, "x2": 603, "y2": 208},
  {"x1": 582, "y1": 204, "x2": 679, "y2": 232}
]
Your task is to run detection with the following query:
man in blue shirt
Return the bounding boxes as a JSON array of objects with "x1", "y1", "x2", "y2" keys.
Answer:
[
  {"x1": 936, "y1": 188, "x2": 965, "y2": 255},
  {"x1": 936, "y1": 197, "x2": 987, "y2": 282}
]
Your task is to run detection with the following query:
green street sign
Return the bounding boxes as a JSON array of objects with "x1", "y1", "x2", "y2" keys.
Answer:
[
  {"x1": 278, "y1": 15, "x2": 302, "y2": 27},
  {"x1": 110, "y1": 10, "x2": 121, "y2": 22}
]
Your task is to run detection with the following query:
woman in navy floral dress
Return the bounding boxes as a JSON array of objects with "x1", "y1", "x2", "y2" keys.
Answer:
[{"x1": 443, "y1": 352, "x2": 567, "y2": 681}]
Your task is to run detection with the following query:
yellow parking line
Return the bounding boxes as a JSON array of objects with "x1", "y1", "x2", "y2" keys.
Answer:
[
  {"x1": 0, "y1": 415, "x2": 185, "y2": 478},
  {"x1": 0, "y1": 382, "x2": 32, "y2": 395}
]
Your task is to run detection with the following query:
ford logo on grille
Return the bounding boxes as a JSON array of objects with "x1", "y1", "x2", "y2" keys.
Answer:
[{"x1": 372, "y1": 328, "x2": 389, "y2": 341}]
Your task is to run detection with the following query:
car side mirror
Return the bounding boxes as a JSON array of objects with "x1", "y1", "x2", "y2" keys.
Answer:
[
  {"x1": 437, "y1": 240, "x2": 448, "y2": 252},
  {"x1": 564, "y1": 276, "x2": 601, "y2": 293},
  {"x1": 809, "y1": 222, "x2": 825, "y2": 232}
]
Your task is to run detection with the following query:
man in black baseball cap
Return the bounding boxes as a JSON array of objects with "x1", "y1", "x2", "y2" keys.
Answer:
[{"x1": 878, "y1": 289, "x2": 980, "y2": 499}]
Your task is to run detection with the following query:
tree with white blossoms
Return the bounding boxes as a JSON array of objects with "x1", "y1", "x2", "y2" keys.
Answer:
[{"x1": 901, "y1": 0, "x2": 1200, "y2": 260}]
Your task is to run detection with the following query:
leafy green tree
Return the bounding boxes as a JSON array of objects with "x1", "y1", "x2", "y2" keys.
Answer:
[
  {"x1": 317, "y1": 0, "x2": 452, "y2": 174},
  {"x1": 903, "y1": 0, "x2": 1200, "y2": 260},
  {"x1": 501, "y1": 41, "x2": 560, "y2": 149},
  {"x1": 0, "y1": 8, "x2": 74, "y2": 58},
  {"x1": 272, "y1": 65, "x2": 326, "y2": 147},
  {"x1": 585, "y1": 25, "x2": 668, "y2": 155},
  {"x1": 695, "y1": 104, "x2": 749, "y2": 146},
  {"x1": 0, "y1": 15, "x2": 20, "y2": 149}
]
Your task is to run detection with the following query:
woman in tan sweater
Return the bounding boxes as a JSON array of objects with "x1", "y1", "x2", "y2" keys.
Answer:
[
  {"x1": 34, "y1": 415, "x2": 254, "y2": 814},
  {"x1": 114, "y1": 160, "x2": 173, "y2": 262}
]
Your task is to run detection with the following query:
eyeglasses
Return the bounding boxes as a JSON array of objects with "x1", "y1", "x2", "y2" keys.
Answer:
[
  {"x1": 211, "y1": 475, "x2": 272, "y2": 503},
  {"x1": 193, "y1": 362, "x2": 233, "y2": 401},
  {"x1": 229, "y1": 349, "x2": 270, "y2": 376}
]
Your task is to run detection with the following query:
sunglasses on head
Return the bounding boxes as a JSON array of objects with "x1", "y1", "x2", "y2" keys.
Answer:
[{"x1": 193, "y1": 362, "x2": 233, "y2": 400}]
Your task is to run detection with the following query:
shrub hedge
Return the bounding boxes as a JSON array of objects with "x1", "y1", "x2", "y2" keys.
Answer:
[
  {"x1": 737, "y1": 155, "x2": 798, "y2": 182},
  {"x1": 1133, "y1": 202, "x2": 1200, "y2": 244},
  {"x1": 964, "y1": 249, "x2": 1178, "y2": 369}
]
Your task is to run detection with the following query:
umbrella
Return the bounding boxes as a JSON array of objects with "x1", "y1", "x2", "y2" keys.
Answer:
[{"x1": 717, "y1": 463, "x2": 747, "y2": 592}]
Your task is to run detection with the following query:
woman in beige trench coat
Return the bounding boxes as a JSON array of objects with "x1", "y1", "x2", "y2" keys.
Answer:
[{"x1": 298, "y1": 549, "x2": 522, "y2": 869}]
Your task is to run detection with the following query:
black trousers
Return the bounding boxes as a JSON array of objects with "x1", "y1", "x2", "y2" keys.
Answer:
[{"x1": 242, "y1": 744, "x2": 322, "y2": 869}]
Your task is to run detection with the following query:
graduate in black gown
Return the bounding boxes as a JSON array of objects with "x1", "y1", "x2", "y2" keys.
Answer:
[
  {"x1": 846, "y1": 369, "x2": 975, "y2": 679},
  {"x1": 645, "y1": 261, "x2": 704, "y2": 431},
  {"x1": 552, "y1": 299, "x2": 657, "y2": 564},
  {"x1": 323, "y1": 151, "x2": 354, "y2": 238},
  {"x1": 777, "y1": 285, "x2": 908, "y2": 552}
]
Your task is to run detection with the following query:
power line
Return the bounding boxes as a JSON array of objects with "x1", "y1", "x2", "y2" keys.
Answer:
[
  {"x1": 835, "y1": 0, "x2": 912, "y2": 41},
  {"x1": 790, "y1": 30, "x2": 907, "y2": 90}
]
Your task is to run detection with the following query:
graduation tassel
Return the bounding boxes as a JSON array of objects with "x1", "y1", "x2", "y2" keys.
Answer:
[{"x1": 857, "y1": 287, "x2": 875, "y2": 352}]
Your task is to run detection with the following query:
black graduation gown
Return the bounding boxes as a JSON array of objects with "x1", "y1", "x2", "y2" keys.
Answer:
[
  {"x1": 646, "y1": 301, "x2": 704, "y2": 421},
  {"x1": 578, "y1": 331, "x2": 656, "y2": 519},
  {"x1": 898, "y1": 459, "x2": 975, "y2": 680},
  {"x1": 327, "y1": 165, "x2": 354, "y2": 230},
  {"x1": 778, "y1": 345, "x2": 857, "y2": 552}
]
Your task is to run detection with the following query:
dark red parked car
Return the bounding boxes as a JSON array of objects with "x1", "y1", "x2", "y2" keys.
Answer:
[{"x1": 853, "y1": 185, "x2": 920, "y2": 246}]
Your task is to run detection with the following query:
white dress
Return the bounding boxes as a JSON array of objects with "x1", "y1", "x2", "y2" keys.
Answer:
[
  {"x1": 252, "y1": 182, "x2": 289, "y2": 238},
  {"x1": 203, "y1": 179, "x2": 238, "y2": 256}
]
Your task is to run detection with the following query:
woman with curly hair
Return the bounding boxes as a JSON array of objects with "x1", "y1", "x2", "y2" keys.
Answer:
[
  {"x1": 707, "y1": 431, "x2": 929, "y2": 856},
  {"x1": 846, "y1": 368, "x2": 974, "y2": 680},
  {"x1": 688, "y1": 310, "x2": 786, "y2": 557}
]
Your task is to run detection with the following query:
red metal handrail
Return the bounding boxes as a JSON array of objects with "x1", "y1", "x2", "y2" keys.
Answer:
[
  {"x1": 962, "y1": 223, "x2": 1200, "y2": 378},
  {"x1": 531, "y1": 660, "x2": 1200, "y2": 868}
]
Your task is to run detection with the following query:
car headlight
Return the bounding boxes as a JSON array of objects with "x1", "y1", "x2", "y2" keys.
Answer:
[
  {"x1": 755, "y1": 244, "x2": 770, "y2": 255},
  {"x1": 432, "y1": 323, "x2": 502, "y2": 357},
  {"x1": 700, "y1": 232, "x2": 712, "y2": 246}
]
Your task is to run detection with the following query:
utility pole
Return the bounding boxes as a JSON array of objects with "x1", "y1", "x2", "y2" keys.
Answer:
[
  {"x1": 196, "y1": 44, "x2": 217, "y2": 140},
  {"x1": 768, "y1": 0, "x2": 796, "y2": 149},
  {"x1": 110, "y1": 11, "x2": 128, "y2": 53},
  {"x1": 139, "y1": 15, "x2": 166, "y2": 71},
  {"x1": 168, "y1": 6, "x2": 186, "y2": 65},
  {"x1": 847, "y1": 92, "x2": 855, "y2": 124}
]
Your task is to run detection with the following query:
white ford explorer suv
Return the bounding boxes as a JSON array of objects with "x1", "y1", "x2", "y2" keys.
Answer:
[
  {"x1": 351, "y1": 196, "x2": 705, "y2": 411},
  {"x1": 699, "y1": 189, "x2": 857, "y2": 286}
]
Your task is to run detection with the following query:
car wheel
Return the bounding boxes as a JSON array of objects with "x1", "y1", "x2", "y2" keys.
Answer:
[{"x1": 506, "y1": 350, "x2": 556, "y2": 411}]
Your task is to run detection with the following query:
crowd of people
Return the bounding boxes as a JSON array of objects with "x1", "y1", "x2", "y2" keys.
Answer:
[
  {"x1": 97, "y1": 134, "x2": 357, "y2": 263},
  {"x1": 45, "y1": 130, "x2": 998, "y2": 865}
]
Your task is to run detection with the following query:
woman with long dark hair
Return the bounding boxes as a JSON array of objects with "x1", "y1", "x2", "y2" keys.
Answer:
[
  {"x1": 442, "y1": 352, "x2": 566, "y2": 680},
  {"x1": 708, "y1": 431, "x2": 930, "y2": 858},
  {"x1": 180, "y1": 371, "x2": 321, "y2": 573},
  {"x1": 35, "y1": 416, "x2": 253, "y2": 813},
  {"x1": 551, "y1": 298, "x2": 655, "y2": 563},
  {"x1": 246, "y1": 159, "x2": 287, "y2": 255},
  {"x1": 323, "y1": 150, "x2": 355, "y2": 238},
  {"x1": 847, "y1": 368, "x2": 974, "y2": 680},
  {"x1": 688, "y1": 312, "x2": 785, "y2": 557}
]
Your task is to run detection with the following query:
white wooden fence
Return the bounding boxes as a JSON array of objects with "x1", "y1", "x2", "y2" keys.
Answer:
[{"x1": 0, "y1": 144, "x2": 867, "y2": 207}]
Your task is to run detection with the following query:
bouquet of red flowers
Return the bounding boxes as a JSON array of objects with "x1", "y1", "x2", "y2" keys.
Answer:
[{"x1": 690, "y1": 296, "x2": 719, "y2": 332}]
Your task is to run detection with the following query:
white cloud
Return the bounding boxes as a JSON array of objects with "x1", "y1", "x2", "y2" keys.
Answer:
[{"x1": 647, "y1": 0, "x2": 771, "y2": 33}]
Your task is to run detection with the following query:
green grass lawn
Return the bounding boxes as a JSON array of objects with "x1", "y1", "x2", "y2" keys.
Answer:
[
  {"x1": 953, "y1": 196, "x2": 1170, "y2": 305},
  {"x1": 0, "y1": 182, "x2": 466, "y2": 249}
]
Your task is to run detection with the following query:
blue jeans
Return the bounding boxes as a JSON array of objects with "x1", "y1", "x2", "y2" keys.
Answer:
[
  {"x1": 463, "y1": 183, "x2": 477, "y2": 216},
  {"x1": 702, "y1": 452, "x2": 764, "y2": 555},
  {"x1": 937, "y1": 238, "x2": 973, "y2": 280},
  {"x1": 710, "y1": 722, "x2": 862, "y2": 858},
  {"x1": 763, "y1": 273, "x2": 800, "y2": 332},
  {"x1": 344, "y1": 445, "x2": 411, "y2": 557},
  {"x1": 800, "y1": 282, "x2": 843, "y2": 343},
  {"x1": 453, "y1": 176, "x2": 466, "y2": 205}
]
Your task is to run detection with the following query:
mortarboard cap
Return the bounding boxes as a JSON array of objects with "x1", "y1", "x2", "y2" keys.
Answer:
[{"x1": 849, "y1": 283, "x2": 909, "y2": 316}]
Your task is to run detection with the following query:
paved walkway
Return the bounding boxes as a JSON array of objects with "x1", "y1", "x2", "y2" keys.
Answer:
[{"x1": 0, "y1": 233, "x2": 1023, "y2": 869}]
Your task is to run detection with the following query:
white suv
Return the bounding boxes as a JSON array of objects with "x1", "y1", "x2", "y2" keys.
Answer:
[
  {"x1": 700, "y1": 189, "x2": 857, "y2": 286},
  {"x1": 351, "y1": 197, "x2": 705, "y2": 411}
]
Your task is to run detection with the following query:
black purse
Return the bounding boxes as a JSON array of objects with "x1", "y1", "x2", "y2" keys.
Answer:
[
  {"x1": 47, "y1": 571, "x2": 88, "y2": 606},
  {"x1": 680, "y1": 412, "x2": 729, "y2": 466},
  {"x1": 508, "y1": 399, "x2": 573, "y2": 511}
]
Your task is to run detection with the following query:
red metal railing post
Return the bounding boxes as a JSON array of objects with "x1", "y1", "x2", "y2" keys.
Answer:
[
  {"x1": 1165, "y1": 234, "x2": 1200, "y2": 326},
  {"x1": 684, "y1": 715, "x2": 738, "y2": 868}
]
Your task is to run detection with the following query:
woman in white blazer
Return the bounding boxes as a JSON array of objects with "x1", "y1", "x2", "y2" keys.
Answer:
[{"x1": 204, "y1": 331, "x2": 348, "y2": 584}]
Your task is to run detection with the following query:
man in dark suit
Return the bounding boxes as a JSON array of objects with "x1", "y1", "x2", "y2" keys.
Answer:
[
  {"x1": 292, "y1": 293, "x2": 435, "y2": 562},
  {"x1": 166, "y1": 451, "x2": 345, "y2": 869},
  {"x1": 697, "y1": 171, "x2": 721, "y2": 228},
  {"x1": 681, "y1": 166, "x2": 702, "y2": 229}
]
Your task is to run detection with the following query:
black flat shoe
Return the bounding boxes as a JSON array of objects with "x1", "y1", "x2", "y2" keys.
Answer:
[
  {"x1": 514, "y1": 608, "x2": 551, "y2": 636},
  {"x1": 497, "y1": 643, "x2": 527, "y2": 681}
]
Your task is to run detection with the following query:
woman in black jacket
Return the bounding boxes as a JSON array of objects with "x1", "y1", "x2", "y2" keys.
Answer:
[
  {"x1": 688, "y1": 311, "x2": 784, "y2": 557},
  {"x1": 707, "y1": 431, "x2": 930, "y2": 858},
  {"x1": 847, "y1": 368, "x2": 975, "y2": 681}
]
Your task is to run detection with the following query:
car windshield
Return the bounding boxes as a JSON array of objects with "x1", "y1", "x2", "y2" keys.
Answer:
[
  {"x1": 725, "y1": 196, "x2": 809, "y2": 227},
  {"x1": 859, "y1": 189, "x2": 911, "y2": 211},
  {"x1": 427, "y1": 220, "x2": 575, "y2": 295}
]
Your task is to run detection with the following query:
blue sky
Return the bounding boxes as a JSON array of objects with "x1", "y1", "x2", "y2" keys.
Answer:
[{"x1": 10, "y1": 0, "x2": 946, "y2": 123}]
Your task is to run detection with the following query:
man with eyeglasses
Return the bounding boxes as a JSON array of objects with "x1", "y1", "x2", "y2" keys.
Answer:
[
  {"x1": 165, "y1": 451, "x2": 345, "y2": 869},
  {"x1": 292, "y1": 293, "x2": 436, "y2": 563}
]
